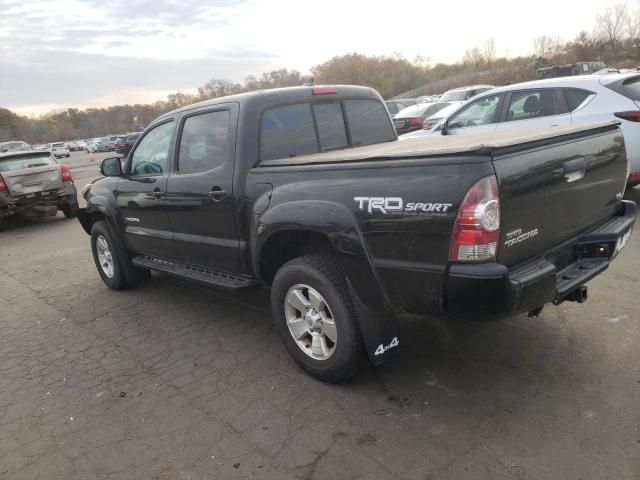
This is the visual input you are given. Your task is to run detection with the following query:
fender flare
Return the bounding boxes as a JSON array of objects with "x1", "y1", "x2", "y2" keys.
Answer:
[
  {"x1": 83, "y1": 197, "x2": 127, "y2": 250},
  {"x1": 254, "y1": 200, "x2": 400, "y2": 364}
]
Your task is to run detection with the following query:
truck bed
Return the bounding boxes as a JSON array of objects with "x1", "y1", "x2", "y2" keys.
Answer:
[{"x1": 258, "y1": 122, "x2": 619, "y2": 167}]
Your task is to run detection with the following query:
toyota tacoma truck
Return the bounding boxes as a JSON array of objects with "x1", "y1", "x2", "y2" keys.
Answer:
[
  {"x1": 0, "y1": 150, "x2": 78, "y2": 227},
  {"x1": 77, "y1": 85, "x2": 636, "y2": 382}
]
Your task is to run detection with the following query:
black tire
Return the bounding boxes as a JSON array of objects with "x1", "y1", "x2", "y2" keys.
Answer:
[
  {"x1": 90, "y1": 221, "x2": 150, "y2": 290},
  {"x1": 271, "y1": 253, "x2": 367, "y2": 383},
  {"x1": 62, "y1": 203, "x2": 78, "y2": 218}
]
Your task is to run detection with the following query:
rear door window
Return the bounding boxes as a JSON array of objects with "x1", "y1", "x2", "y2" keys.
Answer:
[
  {"x1": 178, "y1": 110, "x2": 230, "y2": 173},
  {"x1": 505, "y1": 89, "x2": 566, "y2": 121},
  {"x1": 344, "y1": 99, "x2": 395, "y2": 146},
  {"x1": 563, "y1": 88, "x2": 592, "y2": 111},
  {"x1": 261, "y1": 103, "x2": 319, "y2": 161},
  {"x1": 313, "y1": 103, "x2": 348, "y2": 151}
]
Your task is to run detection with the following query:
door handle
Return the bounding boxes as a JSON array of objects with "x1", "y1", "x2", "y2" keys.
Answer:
[
  {"x1": 208, "y1": 188, "x2": 227, "y2": 200},
  {"x1": 149, "y1": 189, "x2": 164, "y2": 198},
  {"x1": 562, "y1": 157, "x2": 586, "y2": 183}
]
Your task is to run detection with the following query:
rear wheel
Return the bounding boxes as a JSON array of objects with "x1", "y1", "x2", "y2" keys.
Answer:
[
  {"x1": 271, "y1": 253, "x2": 367, "y2": 383},
  {"x1": 90, "y1": 221, "x2": 150, "y2": 289}
]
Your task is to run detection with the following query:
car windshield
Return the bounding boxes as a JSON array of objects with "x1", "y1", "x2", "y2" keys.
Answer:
[
  {"x1": 440, "y1": 90, "x2": 468, "y2": 102},
  {"x1": 0, "y1": 154, "x2": 57, "y2": 172},
  {"x1": 52, "y1": 143, "x2": 64, "y2": 148},
  {"x1": 395, "y1": 104, "x2": 424, "y2": 117}
]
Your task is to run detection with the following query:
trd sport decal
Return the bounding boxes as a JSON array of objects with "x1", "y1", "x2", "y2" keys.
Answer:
[{"x1": 354, "y1": 197, "x2": 453, "y2": 216}]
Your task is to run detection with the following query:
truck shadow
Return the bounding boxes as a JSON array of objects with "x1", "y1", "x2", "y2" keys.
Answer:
[{"x1": 115, "y1": 273, "x2": 597, "y2": 405}]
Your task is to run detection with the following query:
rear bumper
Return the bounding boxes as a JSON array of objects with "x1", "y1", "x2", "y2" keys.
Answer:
[
  {"x1": 0, "y1": 183, "x2": 77, "y2": 218},
  {"x1": 445, "y1": 200, "x2": 637, "y2": 319}
]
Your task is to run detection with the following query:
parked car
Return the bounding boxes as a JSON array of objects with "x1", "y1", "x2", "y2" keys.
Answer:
[
  {"x1": 105, "y1": 136, "x2": 119, "y2": 151},
  {"x1": 416, "y1": 95, "x2": 439, "y2": 103},
  {"x1": 0, "y1": 141, "x2": 30, "y2": 153},
  {"x1": 385, "y1": 100, "x2": 411, "y2": 116},
  {"x1": 114, "y1": 133, "x2": 140, "y2": 156},
  {"x1": 50, "y1": 142, "x2": 70, "y2": 158},
  {"x1": 439, "y1": 85, "x2": 495, "y2": 102},
  {"x1": 0, "y1": 150, "x2": 78, "y2": 226},
  {"x1": 77, "y1": 85, "x2": 634, "y2": 383},
  {"x1": 31, "y1": 144, "x2": 48, "y2": 151},
  {"x1": 400, "y1": 73, "x2": 640, "y2": 187},
  {"x1": 392, "y1": 102, "x2": 456, "y2": 134}
]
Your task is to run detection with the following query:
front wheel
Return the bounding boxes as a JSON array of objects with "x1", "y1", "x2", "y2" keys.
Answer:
[
  {"x1": 90, "y1": 221, "x2": 150, "y2": 289},
  {"x1": 271, "y1": 253, "x2": 367, "y2": 383}
]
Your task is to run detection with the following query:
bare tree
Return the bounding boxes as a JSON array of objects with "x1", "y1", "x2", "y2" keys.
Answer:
[
  {"x1": 533, "y1": 35, "x2": 552, "y2": 58},
  {"x1": 548, "y1": 35, "x2": 565, "y2": 58},
  {"x1": 463, "y1": 47, "x2": 484, "y2": 70},
  {"x1": 484, "y1": 37, "x2": 496, "y2": 68},
  {"x1": 626, "y1": 4, "x2": 640, "y2": 59},
  {"x1": 596, "y1": 2, "x2": 629, "y2": 58}
]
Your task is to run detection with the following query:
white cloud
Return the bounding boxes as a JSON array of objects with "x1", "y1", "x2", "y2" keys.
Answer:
[{"x1": 0, "y1": 0, "x2": 628, "y2": 112}]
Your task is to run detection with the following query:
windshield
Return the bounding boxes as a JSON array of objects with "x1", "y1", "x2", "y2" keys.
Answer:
[
  {"x1": 52, "y1": 143, "x2": 65, "y2": 148},
  {"x1": 440, "y1": 90, "x2": 468, "y2": 102},
  {"x1": 0, "y1": 154, "x2": 57, "y2": 172}
]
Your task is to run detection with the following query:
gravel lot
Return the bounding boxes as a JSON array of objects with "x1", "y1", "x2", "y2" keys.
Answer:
[{"x1": 0, "y1": 151, "x2": 639, "y2": 479}]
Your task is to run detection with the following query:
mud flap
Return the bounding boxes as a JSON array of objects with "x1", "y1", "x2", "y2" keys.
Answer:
[
  {"x1": 77, "y1": 208, "x2": 91, "y2": 234},
  {"x1": 346, "y1": 279, "x2": 400, "y2": 365}
]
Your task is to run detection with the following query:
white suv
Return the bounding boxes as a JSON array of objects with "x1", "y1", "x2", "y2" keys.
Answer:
[
  {"x1": 50, "y1": 142, "x2": 70, "y2": 158},
  {"x1": 403, "y1": 73, "x2": 640, "y2": 187}
]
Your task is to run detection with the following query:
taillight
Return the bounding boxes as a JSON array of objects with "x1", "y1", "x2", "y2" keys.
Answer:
[
  {"x1": 312, "y1": 86, "x2": 337, "y2": 95},
  {"x1": 614, "y1": 111, "x2": 640, "y2": 122},
  {"x1": 408, "y1": 117, "x2": 422, "y2": 126},
  {"x1": 61, "y1": 164, "x2": 73, "y2": 182},
  {"x1": 449, "y1": 175, "x2": 500, "y2": 262},
  {"x1": 0, "y1": 175, "x2": 6, "y2": 193}
]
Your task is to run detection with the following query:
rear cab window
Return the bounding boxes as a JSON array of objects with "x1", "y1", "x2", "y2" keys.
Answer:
[{"x1": 260, "y1": 98, "x2": 395, "y2": 161}]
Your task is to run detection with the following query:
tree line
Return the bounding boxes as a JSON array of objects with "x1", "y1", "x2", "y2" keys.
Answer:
[{"x1": 2, "y1": 2, "x2": 639, "y2": 144}]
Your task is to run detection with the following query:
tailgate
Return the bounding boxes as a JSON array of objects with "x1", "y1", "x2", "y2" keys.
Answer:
[
  {"x1": 2, "y1": 165, "x2": 64, "y2": 196},
  {"x1": 493, "y1": 124, "x2": 628, "y2": 267}
]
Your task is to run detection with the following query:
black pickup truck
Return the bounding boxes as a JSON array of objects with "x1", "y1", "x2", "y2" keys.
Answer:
[{"x1": 78, "y1": 85, "x2": 636, "y2": 382}]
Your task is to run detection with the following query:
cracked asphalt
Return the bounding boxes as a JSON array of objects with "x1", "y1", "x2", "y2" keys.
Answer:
[{"x1": 0, "y1": 152, "x2": 639, "y2": 479}]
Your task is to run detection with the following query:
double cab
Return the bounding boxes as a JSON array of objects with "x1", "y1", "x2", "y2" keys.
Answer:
[{"x1": 78, "y1": 85, "x2": 635, "y2": 382}]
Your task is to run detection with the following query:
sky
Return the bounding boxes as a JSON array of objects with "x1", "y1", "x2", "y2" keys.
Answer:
[{"x1": 0, "y1": 0, "x2": 629, "y2": 115}]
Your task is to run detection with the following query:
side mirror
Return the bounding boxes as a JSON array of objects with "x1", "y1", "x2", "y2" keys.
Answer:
[
  {"x1": 100, "y1": 157, "x2": 123, "y2": 177},
  {"x1": 440, "y1": 120, "x2": 449, "y2": 136}
]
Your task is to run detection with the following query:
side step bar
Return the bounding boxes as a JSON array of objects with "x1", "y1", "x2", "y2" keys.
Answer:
[{"x1": 132, "y1": 255, "x2": 260, "y2": 291}]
